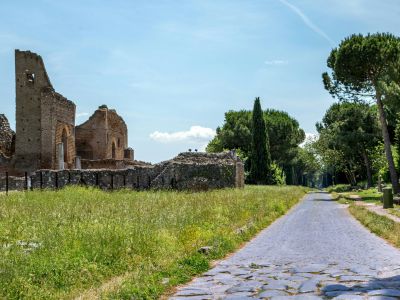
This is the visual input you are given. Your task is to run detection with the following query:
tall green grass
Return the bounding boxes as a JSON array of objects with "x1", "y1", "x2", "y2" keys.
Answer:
[
  {"x1": 349, "y1": 205, "x2": 400, "y2": 248},
  {"x1": 0, "y1": 185, "x2": 307, "y2": 299}
]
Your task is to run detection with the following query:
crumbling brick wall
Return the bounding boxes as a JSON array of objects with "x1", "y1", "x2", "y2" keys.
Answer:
[
  {"x1": 0, "y1": 114, "x2": 15, "y2": 157},
  {"x1": 13, "y1": 50, "x2": 76, "y2": 172},
  {"x1": 76, "y1": 106, "x2": 129, "y2": 161}
]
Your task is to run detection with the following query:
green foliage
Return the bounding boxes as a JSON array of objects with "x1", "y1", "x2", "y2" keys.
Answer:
[
  {"x1": 270, "y1": 162, "x2": 286, "y2": 185},
  {"x1": 206, "y1": 107, "x2": 306, "y2": 185},
  {"x1": 325, "y1": 184, "x2": 351, "y2": 193},
  {"x1": 315, "y1": 102, "x2": 381, "y2": 186},
  {"x1": 0, "y1": 186, "x2": 307, "y2": 299},
  {"x1": 323, "y1": 33, "x2": 400, "y2": 102},
  {"x1": 322, "y1": 32, "x2": 400, "y2": 192}
]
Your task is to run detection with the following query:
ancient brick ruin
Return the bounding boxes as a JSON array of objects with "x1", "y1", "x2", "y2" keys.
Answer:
[
  {"x1": 1, "y1": 50, "x2": 134, "y2": 174},
  {"x1": 0, "y1": 50, "x2": 245, "y2": 191}
]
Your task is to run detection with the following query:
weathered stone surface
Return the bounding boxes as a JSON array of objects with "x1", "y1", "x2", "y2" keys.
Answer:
[
  {"x1": 299, "y1": 279, "x2": 319, "y2": 293},
  {"x1": 258, "y1": 290, "x2": 288, "y2": 298},
  {"x1": 322, "y1": 284, "x2": 350, "y2": 292},
  {"x1": 367, "y1": 289, "x2": 400, "y2": 297},
  {"x1": 0, "y1": 114, "x2": 15, "y2": 158},
  {"x1": 0, "y1": 174, "x2": 25, "y2": 191},
  {"x1": 80, "y1": 170, "x2": 97, "y2": 187}
]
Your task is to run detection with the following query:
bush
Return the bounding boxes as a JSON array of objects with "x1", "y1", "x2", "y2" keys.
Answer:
[{"x1": 326, "y1": 184, "x2": 351, "y2": 193}]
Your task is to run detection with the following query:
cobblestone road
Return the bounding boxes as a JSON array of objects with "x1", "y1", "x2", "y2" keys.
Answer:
[{"x1": 170, "y1": 192, "x2": 400, "y2": 300}]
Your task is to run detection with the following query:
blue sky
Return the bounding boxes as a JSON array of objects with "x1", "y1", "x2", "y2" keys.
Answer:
[{"x1": 1, "y1": 0, "x2": 400, "y2": 163}]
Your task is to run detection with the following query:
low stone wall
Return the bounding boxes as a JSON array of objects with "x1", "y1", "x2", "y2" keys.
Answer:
[
  {"x1": 0, "y1": 175, "x2": 26, "y2": 192},
  {"x1": 1, "y1": 152, "x2": 245, "y2": 192},
  {"x1": 80, "y1": 158, "x2": 150, "y2": 170}
]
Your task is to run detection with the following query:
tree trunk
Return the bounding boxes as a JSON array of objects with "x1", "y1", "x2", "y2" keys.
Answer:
[
  {"x1": 362, "y1": 149, "x2": 373, "y2": 188},
  {"x1": 376, "y1": 93, "x2": 400, "y2": 193}
]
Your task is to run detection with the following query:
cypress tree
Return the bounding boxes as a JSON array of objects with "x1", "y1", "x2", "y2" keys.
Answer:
[
  {"x1": 395, "y1": 114, "x2": 400, "y2": 173},
  {"x1": 249, "y1": 97, "x2": 271, "y2": 184}
]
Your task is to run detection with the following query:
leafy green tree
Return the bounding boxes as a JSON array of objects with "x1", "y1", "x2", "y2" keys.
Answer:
[
  {"x1": 248, "y1": 97, "x2": 271, "y2": 184},
  {"x1": 316, "y1": 102, "x2": 381, "y2": 187},
  {"x1": 323, "y1": 33, "x2": 400, "y2": 192}
]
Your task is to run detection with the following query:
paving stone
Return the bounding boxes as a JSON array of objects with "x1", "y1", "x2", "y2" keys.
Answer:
[
  {"x1": 270, "y1": 295, "x2": 323, "y2": 300},
  {"x1": 175, "y1": 288, "x2": 212, "y2": 296},
  {"x1": 224, "y1": 293, "x2": 254, "y2": 300},
  {"x1": 262, "y1": 280, "x2": 290, "y2": 290},
  {"x1": 339, "y1": 275, "x2": 370, "y2": 282},
  {"x1": 352, "y1": 282, "x2": 384, "y2": 291},
  {"x1": 292, "y1": 264, "x2": 327, "y2": 274},
  {"x1": 367, "y1": 289, "x2": 400, "y2": 297},
  {"x1": 368, "y1": 297, "x2": 399, "y2": 300},
  {"x1": 170, "y1": 297, "x2": 213, "y2": 300},
  {"x1": 298, "y1": 279, "x2": 319, "y2": 293},
  {"x1": 258, "y1": 290, "x2": 289, "y2": 298},
  {"x1": 331, "y1": 295, "x2": 364, "y2": 300},
  {"x1": 322, "y1": 284, "x2": 350, "y2": 292},
  {"x1": 324, "y1": 291, "x2": 362, "y2": 297},
  {"x1": 226, "y1": 284, "x2": 258, "y2": 294},
  {"x1": 378, "y1": 280, "x2": 400, "y2": 288},
  {"x1": 287, "y1": 275, "x2": 309, "y2": 281}
]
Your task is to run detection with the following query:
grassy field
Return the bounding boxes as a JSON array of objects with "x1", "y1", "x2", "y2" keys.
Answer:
[
  {"x1": 0, "y1": 185, "x2": 307, "y2": 299},
  {"x1": 348, "y1": 205, "x2": 400, "y2": 248}
]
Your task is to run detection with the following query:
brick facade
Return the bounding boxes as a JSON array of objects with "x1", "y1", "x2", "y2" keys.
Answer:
[{"x1": 1, "y1": 50, "x2": 133, "y2": 173}]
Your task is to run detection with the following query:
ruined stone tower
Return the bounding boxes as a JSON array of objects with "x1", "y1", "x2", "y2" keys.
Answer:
[{"x1": 14, "y1": 50, "x2": 76, "y2": 172}]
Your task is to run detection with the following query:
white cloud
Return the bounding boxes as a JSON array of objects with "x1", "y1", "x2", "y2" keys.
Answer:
[
  {"x1": 76, "y1": 112, "x2": 89, "y2": 118},
  {"x1": 150, "y1": 126, "x2": 216, "y2": 143},
  {"x1": 278, "y1": 0, "x2": 335, "y2": 46},
  {"x1": 264, "y1": 59, "x2": 288, "y2": 65}
]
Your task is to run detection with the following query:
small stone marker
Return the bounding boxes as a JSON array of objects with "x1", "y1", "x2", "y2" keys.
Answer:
[{"x1": 383, "y1": 187, "x2": 394, "y2": 209}]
